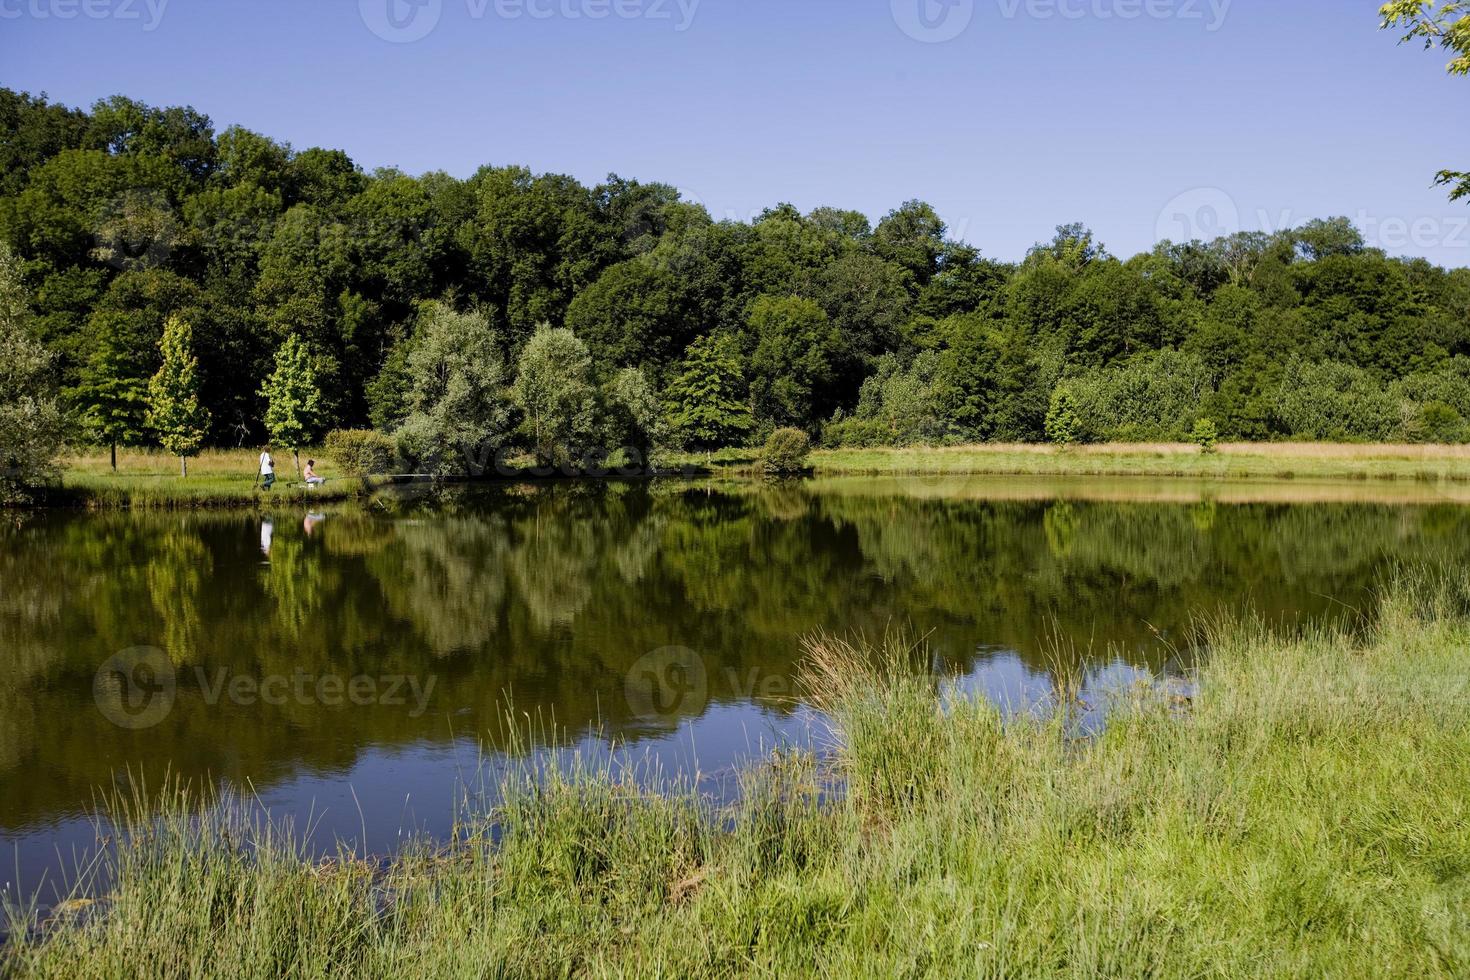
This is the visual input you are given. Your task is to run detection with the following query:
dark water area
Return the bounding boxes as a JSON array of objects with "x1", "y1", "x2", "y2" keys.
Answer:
[{"x1": 3, "y1": 476, "x2": 1467, "y2": 901}]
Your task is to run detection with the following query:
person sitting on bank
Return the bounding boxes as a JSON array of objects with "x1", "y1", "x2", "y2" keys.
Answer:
[
  {"x1": 259, "y1": 449, "x2": 276, "y2": 491},
  {"x1": 303, "y1": 459, "x2": 326, "y2": 487}
]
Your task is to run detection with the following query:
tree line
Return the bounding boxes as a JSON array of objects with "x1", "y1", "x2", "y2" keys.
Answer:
[{"x1": 2, "y1": 86, "x2": 1470, "y2": 491}]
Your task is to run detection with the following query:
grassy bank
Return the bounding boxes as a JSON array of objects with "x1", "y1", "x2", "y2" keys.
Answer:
[
  {"x1": 49, "y1": 449, "x2": 369, "y2": 509},
  {"x1": 36, "y1": 442, "x2": 1470, "y2": 509},
  {"x1": 7, "y1": 579, "x2": 1470, "y2": 977},
  {"x1": 48, "y1": 447, "x2": 687, "y2": 509},
  {"x1": 808, "y1": 441, "x2": 1470, "y2": 483}
]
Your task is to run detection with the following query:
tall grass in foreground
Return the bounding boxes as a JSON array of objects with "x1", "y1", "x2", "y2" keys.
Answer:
[{"x1": 7, "y1": 579, "x2": 1470, "y2": 977}]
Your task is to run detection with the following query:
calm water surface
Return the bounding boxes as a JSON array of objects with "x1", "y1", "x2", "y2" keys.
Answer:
[{"x1": 4, "y1": 476, "x2": 1468, "y2": 898}]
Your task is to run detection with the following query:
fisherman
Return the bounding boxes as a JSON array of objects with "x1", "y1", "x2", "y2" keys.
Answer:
[{"x1": 259, "y1": 448, "x2": 276, "y2": 491}]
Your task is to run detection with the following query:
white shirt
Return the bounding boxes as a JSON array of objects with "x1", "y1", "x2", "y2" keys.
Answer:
[{"x1": 259, "y1": 452, "x2": 274, "y2": 476}]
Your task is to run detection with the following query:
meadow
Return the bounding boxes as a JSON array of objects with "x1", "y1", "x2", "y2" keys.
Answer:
[
  {"x1": 50, "y1": 449, "x2": 370, "y2": 508},
  {"x1": 5, "y1": 576, "x2": 1468, "y2": 977},
  {"x1": 810, "y1": 441, "x2": 1470, "y2": 482}
]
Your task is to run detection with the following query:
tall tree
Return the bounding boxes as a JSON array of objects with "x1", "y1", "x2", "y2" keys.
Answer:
[
  {"x1": 9, "y1": 85, "x2": 1470, "y2": 455},
  {"x1": 602, "y1": 366, "x2": 667, "y2": 466},
  {"x1": 71, "y1": 321, "x2": 150, "y2": 469},
  {"x1": 565, "y1": 260, "x2": 687, "y2": 370},
  {"x1": 0, "y1": 244, "x2": 63, "y2": 502},
  {"x1": 873, "y1": 200, "x2": 947, "y2": 287},
  {"x1": 260, "y1": 334, "x2": 321, "y2": 475},
  {"x1": 1382, "y1": 1, "x2": 1470, "y2": 200},
  {"x1": 511, "y1": 323, "x2": 598, "y2": 468},
  {"x1": 148, "y1": 315, "x2": 210, "y2": 476},
  {"x1": 0, "y1": 89, "x2": 96, "y2": 197},
  {"x1": 746, "y1": 294, "x2": 843, "y2": 432},
  {"x1": 395, "y1": 304, "x2": 512, "y2": 478},
  {"x1": 664, "y1": 333, "x2": 753, "y2": 450}
]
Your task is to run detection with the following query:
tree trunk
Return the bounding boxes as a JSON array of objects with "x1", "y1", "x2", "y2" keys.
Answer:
[
  {"x1": 180, "y1": 456, "x2": 188, "y2": 478},
  {"x1": 293, "y1": 449, "x2": 301, "y2": 477},
  {"x1": 110, "y1": 444, "x2": 117, "y2": 471}
]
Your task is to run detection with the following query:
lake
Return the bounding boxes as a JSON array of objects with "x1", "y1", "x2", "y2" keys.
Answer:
[{"x1": 4, "y1": 475, "x2": 1468, "y2": 900}]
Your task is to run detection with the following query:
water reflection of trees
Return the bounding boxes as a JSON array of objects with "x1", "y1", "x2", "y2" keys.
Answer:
[{"x1": 3, "y1": 486, "x2": 1470, "y2": 829}]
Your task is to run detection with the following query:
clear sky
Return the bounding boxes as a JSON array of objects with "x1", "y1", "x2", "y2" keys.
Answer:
[{"x1": 3, "y1": 0, "x2": 1468, "y2": 265}]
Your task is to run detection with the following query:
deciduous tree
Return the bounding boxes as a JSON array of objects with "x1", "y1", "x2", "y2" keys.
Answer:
[
  {"x1": 395, "y1": 305, "x2": 512, "y2": 478},
  {"x1": 260, "y1": 334, "x2": 321, "y2": 475},
  {"x1": 1382, "y1": 1, "x2": 1470, "y2": 200},
  {"x1": 0, "y1": 244, "x2": 63, "y2": 501},
  {"x1": 664, "y1": 333, "x2": 754, "y2": 450},
  {"x1": 71, "y1": 318, "x2": 150, "y2": 469},
  {"x1": 511, "y1": 324, "x2": 598, "y2": 468},
  {"x1": 148, "y1": 314, "x2": 210, "y2": 476}
]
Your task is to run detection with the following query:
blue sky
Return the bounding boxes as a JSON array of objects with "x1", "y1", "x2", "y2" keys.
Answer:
[{"x1": 3, "y1": 0, "x2": 1468, "y2": 265}]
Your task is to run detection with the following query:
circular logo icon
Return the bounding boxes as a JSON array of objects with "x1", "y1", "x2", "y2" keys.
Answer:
[
  {"x1": 360, "y1": 0, "x2": 442, "y2": 43},
  {"x1": 625, "y1": 646, "x2": 708, "y2": 724},
  {"x1": 90, "y1": 189, "x2": 180, "y2": 272},
  {"x1": 1155, "y1": 188, "x2": 1240, "y2": 245},
  {"x1": 891, "y1": 0, "x2": 975, "y2": 43},
  {"x1": 674, "y1": 186, "x2": 712, "y2": 222},
  {"x1": 94, "y1": 647, "x2": 176, "y2": 731}
]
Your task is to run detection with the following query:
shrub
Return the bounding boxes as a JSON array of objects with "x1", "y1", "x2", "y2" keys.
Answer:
[
  {"x1": 822, "y1": 417, "x2": 891, "y2": 448},
  {"x1": 847, "y1": 352, "x2": 950, "y2": 446},
  {"x1": 1190, "y1": 418, "x2": 1219, "y2": 455},
  {"x1": 1410, "y1": 402, "x2": 1470, "y2": 444},
  {"x1": 1273, "y1": 360, "x2": 1398, "y2": 441},
  {"x1": 324, "y1": 429, "x2": 396, "y2": 476},
  {"x1": 1391, "y1": 361, "x2": 1470, "y2": 443},
  {"x1": 1044, "y1": 389, "x2": 1080, "y2": 447},
  {"x1": 1391, "y1": 359, "x2": 1470, "y2": 420},
  {"x1": 1064, "y1": 350, "x2": 1215, "y2": 442},
  {"x1": 760, "y1": 428, "x2": 812, "y2": 475}
]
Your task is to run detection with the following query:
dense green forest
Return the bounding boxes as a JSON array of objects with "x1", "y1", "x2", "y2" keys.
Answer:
[{"x1": 3, "y1": 86, "x2": 1470, "y2": 470}]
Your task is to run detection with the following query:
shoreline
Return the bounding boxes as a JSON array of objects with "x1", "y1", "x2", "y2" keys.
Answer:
[{"x1": 16, "y1": 442, "x2": 1470, "y2": 510}]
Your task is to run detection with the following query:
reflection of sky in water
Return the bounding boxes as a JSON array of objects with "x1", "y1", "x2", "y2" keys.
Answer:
[
  {"x1": 1, "y1": 702, "x2": 826, "y2": 908},
  {"x1": 4, "y1": 659, "x2": 1182, "y2": 908},
  {"x1": 953, "y1": 648, "x2": 1193, "y2": 735}
]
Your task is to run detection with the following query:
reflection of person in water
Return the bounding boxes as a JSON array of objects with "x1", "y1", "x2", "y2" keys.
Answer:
[
  {"x1": 260, "y1": 518, "x2": 273, "y2": 558},
  {"x1": 304, "y1": 513, "x2": 325, "y2": 536}
]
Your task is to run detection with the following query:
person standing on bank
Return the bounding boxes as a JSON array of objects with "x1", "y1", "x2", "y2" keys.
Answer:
[{"x1": 259, "y1": 448, "x2": 276, "y2": 491}]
